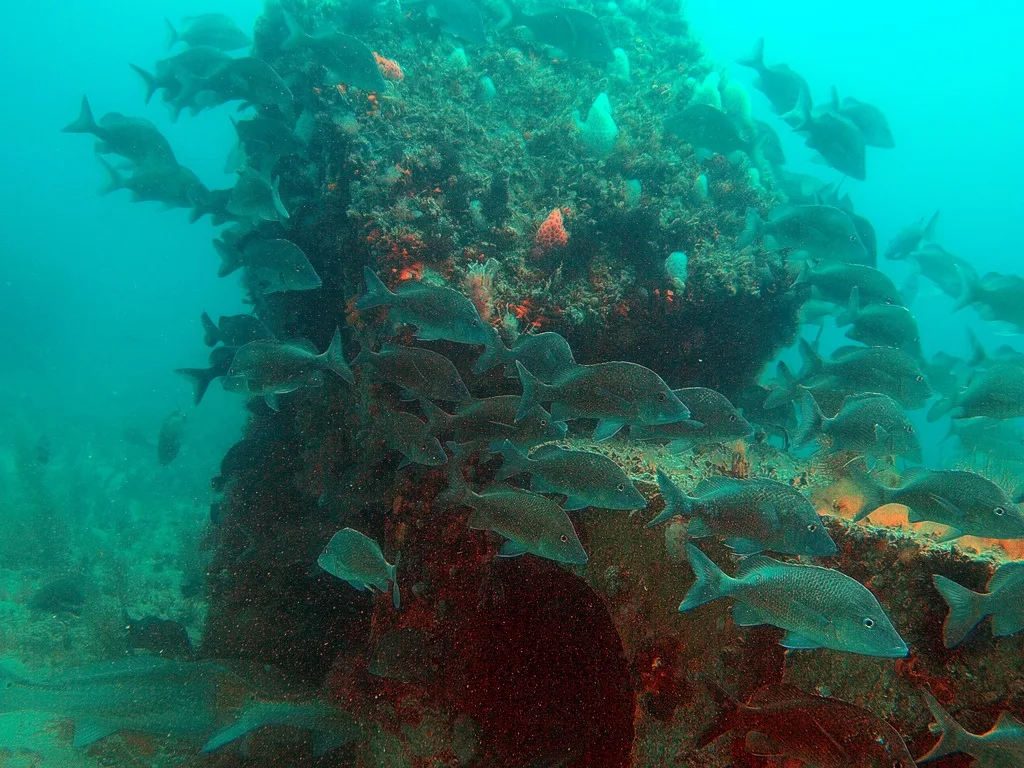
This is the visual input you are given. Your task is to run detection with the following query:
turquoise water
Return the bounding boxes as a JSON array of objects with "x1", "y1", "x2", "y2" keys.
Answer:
[{"x1": 1, "y1": 0, "x2": 1023, "y2": 765}]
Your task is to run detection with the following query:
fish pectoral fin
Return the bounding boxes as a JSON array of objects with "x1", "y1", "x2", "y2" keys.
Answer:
[
  {"x1": 725, "y1": 537, "x2": 765, "y2": 555},
  {"x1": 935, "y1": 527, "x2": 964, "y2": 543},
  {"x1": 265, "y1": 393, "x2": 281, "y2": 411},
  {"x1": 667, "y1": 438, "x2": 698, "y2": 453},
  {"x1": 593, "y1": 420, "x2": 625, "y2": 441},
  {"x1": 415, "y1": 327, "x2": 443, "y2": 341},
  {"x1": 906, "y1": 508, "x2": 926, "y2": 524},
  {"x1": 780, "y1": 631, "x2": 824, "y2": 650},
  {"x1": 731, "y1": 603, "x2": 766, "y2": 627},
  {"x1": 498, "y1": 539, "x2": 529, "y2": 558},
  {"x1": 874, "y1": 423, "x2": 892, "y2": 448},
  {"x1": 73, "y1": 717, "x2": 120, "y2": 747},
  {"x1": 744, "y1": 730, "x2": 785, "y2": 757},
  {"x1": 927, "y1": 493, "x2": 965, "y2": 521},
  {"x1": 562, "y1": 497, "x2": 591, "y2": 512},
  {"x1": 993, "y1": 711, "x2": 1024, "y2": 733}
]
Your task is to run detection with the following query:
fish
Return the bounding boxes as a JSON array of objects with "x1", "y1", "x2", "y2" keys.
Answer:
[
  {"x1": 172, "y1": 57, "x2": 293, "y2": 119},
  {"x1": 849, "y1": 467, "x2": 1024, "y2": 541},
  {"x1": 733, "y1": 384, "x2": 797, "y2": 448},
  {"x1": 946, "y1": 417, "x2": 1024, "y2": 464},
  {"x1": 799, "y1": 298, "x2": 837, "y2": 327},
  {"x1": 420, "y1": 395, "x2": 567, "y2": 451},
  {"x1": 420, "y1": 0, "x2": 487, "y2": 44},
  {"x1": 928, "y1": 364, "x2": 1024, "y2": 421},
  {"x1": 370, "y1": 404, "x2": 448, "y2": 467},
  {"x1": 98, "y1": 157, "x2": 209, "y2": 210},
  {"x1": 664, "y1": 104, "x2": 750, "y2": 156},
  {"x1": 442, "y1": 460, "x2": 588, "y2": 564},
  {"x1": 736, "y1": 38, "x2": 810, "y2": 115},
  {"x1": 62, "y1": 97, "x2": 178, "y2": 169},
  {"x1": 123, "y1": 612, "x2": 194, "y2": 658},
  {"x1": 157, "y1": 410, "x2": 186, "y2": 466},
  {"x1": 796, "y1": 261, "x2": 905, "y2": 306},
  {"x1": 474, "y1": 328, "x2": 577, "y2": 383},
  {"x1": 175, "y1": 345, "x2": 237, "y2": 406},
  {"x1": 845, "y1": 211, "x2": 878, "y2": 266},
  {"x1": 495, "y1": 441, "x2": 646, "y2": 511},
  {"x1": 883, "y1": 211, "x2": 940, "y2": 260},
  {"x1": 764, "y1": 205, "x2": 869, "y2": 265},
  {"x1": 679, "y1": 544, "x2": 907, "y2": 657},
  {"x1": 227, "y1": 328, "x2": 353, "y2": 409},
  {"x1": 631, "y1": 387, "x2": 752, "y2": 452},
  {"x1": 353, "y1": 344, "x2": 472, "y2": 402},
  {"x1": 649, "y1": 470, "x2": 837, "y2": 557},
  {"x1": 281, "y1": 13, "x2": 386, "y2": 91},
  {"x1": 130, "y1": 46, "x2": 233, "y2": 104},
  {"x1": 785, "y1": 90, "x2": 867, "y2": 180},
  {"x1": 0, "y1": 657, "x2": 224, "y2": 747},
  {"x1": 698, "y1": 683, "x2": 915, "y2": 767},
  {"x1": 200, "y1": 311, "x2": 271, "y2": 348},
  {"x1": 919, "y1": 691, "x2": 1024, "y2": 766},
  {"x1": 829, "y1": 87, "x2": 895, "y2": 148},
  {"x1": 203, "y1": 700, "x2": 362, "y2": 755},
  {"x1": 507, "y1": 6, "x2": 614, "y2": 63},
  {"x1": 231, "y1": 114, "x2": 306, "y2": 161},
  {"x1": 796, "y1": 391, "x2": 921, "y2": 464},
  {"x1": 515, "y1": 360, "x2": 691, "y2": 440},
  {"x1": 357, "y1": 267, "x2": 492, "y2": 346},
  {"x1": 318, "y1": 527, "x2": 400, "y2": 609},
  {"x1": 836, "y1": 288, "x2": 922, "y2": 355},
  {"x1": 904, "y1": 242, "x2": 977, "y2": 298},
  {"x1": 29, "y1": 576, "x2": 86, "y2": 614},
  {"x1": 225, "y1": 169, "x2": 289, "y2": 222},
  {"x1": 957, "y1": 270, "x2": 1024, "y2": 332},
  {"x1": 775, "y1": 168, "x2": 827, "y2": 205},
  {"x1": 932, "y1": 562, "x2": 1024, "y2": 648},
  {"x1": 753, "y1": 119, "x2": 786, "y2": 165},
  {"x1": 166, "y1": 14, "x2": 251, "y2": 51},
  {"x1": 214, "y1": 238, "x2": 320, "y2": 293},
  {"x1": 797, "y1": 340, "x2": 931, "y2": 410}
]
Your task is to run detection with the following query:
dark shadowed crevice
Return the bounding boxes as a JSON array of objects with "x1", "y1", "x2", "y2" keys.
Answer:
[{"x1": 459, "y1": 558, "x2": 635, "y2": 767}]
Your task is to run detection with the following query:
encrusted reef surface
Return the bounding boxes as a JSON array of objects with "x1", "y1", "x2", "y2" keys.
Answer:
[{"x1": 184, "y1": 2, "x2": 1020, "y2": 767}]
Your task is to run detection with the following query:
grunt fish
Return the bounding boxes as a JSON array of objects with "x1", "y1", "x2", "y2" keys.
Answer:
[{"x1": 318, "y1": 527, "x2": 400, "y2": 609}]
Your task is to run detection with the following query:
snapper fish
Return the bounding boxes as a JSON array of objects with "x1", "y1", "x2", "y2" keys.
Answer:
[
  {"x1": 796, "y1": 391, "x2": 921, "y2": 464},
  {"x1": 649, "y1": 470, "x2": 837, "y2": 557},
  {"x1": 884, "y1": 210, "x2": 940, "y2": 260},
  {"x1": 353, "y1": 344, "x2": 471, "y2": 403},
  {"x1": 785, "y1": 90, "x2": 867, "y2": 180},
  {"x1": 318, "y1": 528, "x2": 400, "y2": 609},
  {"x1": 165, "y1": 13, "x2": 251, "y2": 51},
  {"x1": 679, "y1": 544, "x2": 907, "y2": 657},
  {"x1": 62, "y1": 96, "x2": 178, "y2": 169},
  {"x1": 420, "y1": 395, "x2": 567, "y2": 453},
  {"x1": 199, "y1": 311, "x2": 272, "y2": 348},
  {"x1": 281, "y1": 13, "x2": 386, "y2": 92},
  {"x1": 828, "y1": 86, "x2": 895, "y2": 148},
  {"x1": 836, "y1": 288, "x2": 921, "y2": 355},
  {"x1": 474, "y1": 327, "x2": 577, "y2": 383},
  {"x1": 764, "y1": 205, "x2": 869, "y2": 265}
]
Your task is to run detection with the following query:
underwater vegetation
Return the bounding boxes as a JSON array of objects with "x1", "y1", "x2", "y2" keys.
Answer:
[{"x1": 20, "y1": 0, "x2": 1024, "y2": 766}]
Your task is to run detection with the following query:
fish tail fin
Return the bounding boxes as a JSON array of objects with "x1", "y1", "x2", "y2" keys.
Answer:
[
  {"x1": 418, "y1": 397, "x2": 453, "y2": 432},
  {"x1": 696, "y1": 683, "x2": 742, "y2": 749},
  {"x1": 390, "y1": 553, "x2": 400, "y2": 610},
  {"x1": 129, "y1": 64, "x2": 159, "y2": 104},
  {"x1": 321, "y1": 327, "x2": 354, "y2": 385},
  {"x1": 797, "y1": 337, "x2": 823, "y2": 379},
  {"x1": 281, "y1": 10, "x2": 310, "y2": 51},
  {"x1": 965, "y1": 327, "x2": 987, "y2": 368},
  {"x1": 175, "y1": 367, "x2": 215, "y2": 406},
  {"x1": 495, "y1": 0, "x2": 523, "y2": 29},
  {"x1": 919, "y1": 692, "x2": 974, "y2": 764},
  {"x1": 762, "y1": 360, "x2": 800, "y2": 410},
  {"x1": 213, "y1": 238, "x2": 242, "y2": 278},
  {"x1": 927, "y1": 396, "x2": 957, "y2": 423},
  {"x1": 201, "y1": 704, "x2": 261, "y2": 753},
  {"x1": 514, "y1": 362, "x2": 550, "y2": 422},
  {"x1": 495, "y1": 439, "x2": 531, "y2": 481},
  {"x1": 165, "y1": 17, "x2": 179, "y2": 48},
  {"x1": 96, "y1": 157, "x2": 124, "y2": 196},
  {"x1": 356, "y1": 266, "x2": 396, "y2": 310},
  {"x1": 900, "y1": 271, "x2": 920, "y2": 306},
  {"x1": 200, "y1": 311, "x2": 219, "y2": 347},
  {"x1": 932, "y1": 574, "x2": 985, "y2": 648},
  {"x1": 846, "y1": 468, "x2": 891, "y2": 522},
  {"x1": 794, "y1": 390, "x2": 826, "y2": 450},
  {"x1": 922, "y1": 209, "x2": 940, "y2": 242},
  {"x1": 679, "y1": 544, "x2": 736, "y2": 611},
  {"x1": 836, "y1": 286, "x2": 860, "y2": 327},
  {"x1": 648, "y1": 468, "x2": 695, "y2": 527},
  {"x1": 473, "y1": 330, "x2": 508, "y2": 374},
  {"x1": 270, "y1": 175, "x2": 289, "y2": 220},
  {"x1": 953, "y1": 262, "x2": 979, "y2": 312},
  {"x1": 737, "y1": 36, "x2": 765, "y2": 69},
  {"x1": 62, "y1": 95, "x2": 98, "y2": 134},
  {"x1": 781, "y1": 83, "x2": 812, "y2": 129}
]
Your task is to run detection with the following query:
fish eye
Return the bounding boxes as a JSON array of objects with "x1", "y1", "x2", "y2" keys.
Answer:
[
  {"x1": 729, "y1": 415, "x2": 737, "y2": 422},
  {"x1": 905, "y1": 425, "x2": 914, "y2": 433},
  {"x1": 849, "y1": 235, "x2": 857, "y2": 242},
  {"x1": 540, "y1": 419, "x2": 548, "y2": 426},
  {"x1": 658, "y1": 392, "x2": 667, "y2": 402},
  {"x1": 559, "y1": 534, "x2": 569, "y2": 543},
  {"x1": 863, "y1": 617, "x2": 875, "y2": 628},
  {"x1": 806, "y1": 523, "x2": 817, "y2": 532},
  {"x1": 885, "y1": 297, "x2": 894, "y2": 305},
  {"x1": 471, "y1": 319, "x2": 479, "y2": 326},
  {"x1": 995, "y1": 506, "x2": 1006, "y2": 516},
  {"x1": 915, "y1": 375, "x2": 924, "y2": 382},
  {"x1": 616, "y1": 483, "x2": 625, "y2": 491}
]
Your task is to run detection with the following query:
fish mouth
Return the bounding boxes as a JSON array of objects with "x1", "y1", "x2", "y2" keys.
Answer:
[{"x1": 877, "y1": 641, "x2": 910, "y2": 658}]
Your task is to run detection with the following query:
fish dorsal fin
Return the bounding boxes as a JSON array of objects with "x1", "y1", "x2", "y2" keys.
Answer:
[
  {"x1": 747, "y1": 683, "x2": 818, "y2": 708},
  {"x1": 993, "y1": 711, "x2": 1024, "y2": 733},
  {"x1": 288, "y1": 337, "x2": 318, "y2": 354},
  {"x1": 989, "y1": 561, "x2": 1024, "y2": 592},
  {"x1": 831, "y1": 345, "x2": 863, "y2": 359},
  {"x1": 531, "y1": 444, "x2": 567, "y2": 460},
  {"x1": 73, "y1": 717, "x2": 120, "y2": 747},
  {"x1": 736, "y1": 554, "x2": 778, "y2": 578},
  {"x1": 694, "y1": 476, "x2": 740, "y2": 495}
]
